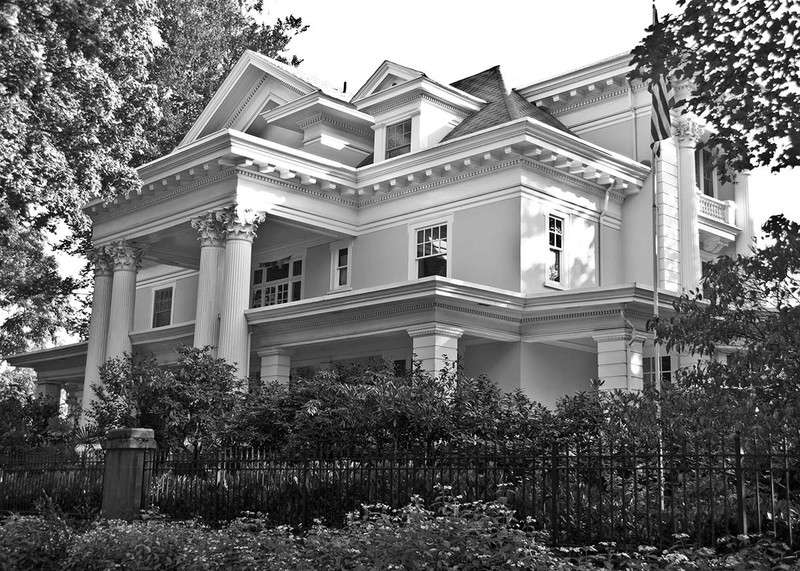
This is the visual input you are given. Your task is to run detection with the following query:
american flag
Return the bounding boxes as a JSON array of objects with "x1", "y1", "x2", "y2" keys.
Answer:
[{"x1": 649, "y1": 5, "x2": 674, "y2": 157}]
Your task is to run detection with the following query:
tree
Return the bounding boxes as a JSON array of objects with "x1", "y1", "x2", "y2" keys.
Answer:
[
  {"x1": 0, "y1": 1, "x2": 307, "y2": 353},
  {"x1": 90, "y1": 347, "x2": 245, "y2": 450},
  {"x1": 649, "y1": 215, "x2": 800, "y2": 430},
  {"x1": 630, "y1": 0, "x2": 800, "y2": 175}
]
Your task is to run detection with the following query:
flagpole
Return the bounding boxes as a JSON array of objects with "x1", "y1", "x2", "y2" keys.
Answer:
[{"x1": 653, "y1": 147, "x2": 661, "y2": 395}]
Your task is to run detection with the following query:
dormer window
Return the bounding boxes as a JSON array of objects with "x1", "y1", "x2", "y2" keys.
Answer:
[{"x1": 386, "y1": 119, "x2": 412, "y2": 158}]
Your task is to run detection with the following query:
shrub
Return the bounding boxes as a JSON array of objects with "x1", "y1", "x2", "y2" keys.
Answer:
[{"x1": 0, "y1": 513, "x2": 72, "y2": 570}]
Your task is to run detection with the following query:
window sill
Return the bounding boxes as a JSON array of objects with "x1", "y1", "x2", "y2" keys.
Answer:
[
  {"x1": 543, "y1": 280, "x2": 567, "y2": 291},
  {"x1": 327, "y1": 286, "x2": 353, "y2": 295}
]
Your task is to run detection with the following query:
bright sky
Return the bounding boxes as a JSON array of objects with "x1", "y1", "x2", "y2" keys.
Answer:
[{"x1": 265, "y1": 0, "x2": 800, "y2": 227}]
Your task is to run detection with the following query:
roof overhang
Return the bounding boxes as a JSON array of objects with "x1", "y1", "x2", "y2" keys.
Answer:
[{"x1": 353, "y1": 76, "x2": 485, "y2": 116}]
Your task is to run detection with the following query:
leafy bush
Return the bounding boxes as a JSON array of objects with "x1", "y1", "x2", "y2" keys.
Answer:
[{"x1": 0, "y1": 513, "x2": 72, "y2": 570}]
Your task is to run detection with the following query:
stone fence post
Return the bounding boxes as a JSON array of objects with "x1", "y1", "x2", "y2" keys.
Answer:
[{"x1": 101, "y1": 428, "x2": 157, "y2": 520}]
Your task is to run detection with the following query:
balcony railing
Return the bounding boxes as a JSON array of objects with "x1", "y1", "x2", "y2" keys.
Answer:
[{"x1": 697, "y1": 192, "x2": 736, "y2": 225}]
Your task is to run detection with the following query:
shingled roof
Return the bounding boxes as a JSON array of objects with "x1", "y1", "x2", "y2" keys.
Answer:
[{"x1": 442, "y1": 66, "x2": 574, "y2": 142}]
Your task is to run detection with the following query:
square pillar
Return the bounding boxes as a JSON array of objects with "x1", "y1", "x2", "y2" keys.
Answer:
[
  {"x1": 101, "y1": 428, "x2": 157, "y2": 521},
  {"x1": 593, "y1": 332, "x2": 646, "y2": 391},
  {"x1": 258, "y1": 349, "x2": 292, "y2": 385},
  {"x1": 407, "y1": 323, "x2": 463, "y2": 374}
]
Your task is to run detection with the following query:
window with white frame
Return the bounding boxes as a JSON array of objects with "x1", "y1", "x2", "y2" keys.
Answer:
[
  {"x1": 415, "y1": 223, "x2": 448, "y2": 278},
  {"x1": 547, "y1": 214, "x2": 564, "y2": 285},
  {"x1": 251, "y1": 256, "x2": 303, "y2": 308},
  {"x1": 643, "y1": 355, "x2": 673, "y2": 388},
  {"x1": 330, "y1": 241, "x2": 352, "y2": 290},
  {"x1": 152, "y1": 287, "x2": 173, "y2": 328},
  {"x1": 695, "y1": 146, "x2": 718, "y2": 197},
  {"x1": 386, "y1": 119, "x2": 412, "y2": 159}
]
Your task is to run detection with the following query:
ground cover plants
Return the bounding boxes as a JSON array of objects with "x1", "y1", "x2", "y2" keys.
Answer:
[{"x1": 1, "y1": 494, "x2": 797, "y2": 570}]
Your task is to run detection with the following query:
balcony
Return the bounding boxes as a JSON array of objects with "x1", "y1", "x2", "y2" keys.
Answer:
[
  {"x1": 697, "y1": 192, "x2": 736, "y2": 226},
  {"x1": 696, "y1": 192, "x2": 739, "y2": 254}
]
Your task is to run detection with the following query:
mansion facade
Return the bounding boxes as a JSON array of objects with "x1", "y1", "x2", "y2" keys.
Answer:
[{"x1": 8, "y1": 51, "x2": 757, "y2": 414}]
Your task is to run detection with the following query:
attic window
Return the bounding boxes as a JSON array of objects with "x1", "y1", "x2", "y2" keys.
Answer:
[{"x1": 386, "y1": 119, "x2": 412, "y2": 159}]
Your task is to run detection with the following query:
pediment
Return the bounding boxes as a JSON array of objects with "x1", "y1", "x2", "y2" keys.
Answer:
[
  {"x1": 350, "y1": 61, "x2": 426, "y2": 103},
  {"x1": 178, "y1": 51, "x2": 321, "y2": 149}
]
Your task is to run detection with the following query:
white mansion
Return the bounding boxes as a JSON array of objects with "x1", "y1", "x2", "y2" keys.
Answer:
[{"x1": 8, "y1": 51, "x2": 756, "y2": 412}]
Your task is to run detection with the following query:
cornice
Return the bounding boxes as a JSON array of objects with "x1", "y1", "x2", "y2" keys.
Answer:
[
  {"x1": 237, "y1": 169, "x2": 359, "y2": 207},
  {"x1": 550, "y1": 83, "x2": 646, "y2": 116},
  {"x1": 91, "y1": 169, "x2": 236, "y2": 223},
  {"x1": 296, "y1": 113, "x2": 373, "y2": 138},
  {"x1": 367, "y1": 92, "x2": 471, "y2": 117},
  {"x1": 226, "y1": 72, "x2": 270, "y2": 129}
]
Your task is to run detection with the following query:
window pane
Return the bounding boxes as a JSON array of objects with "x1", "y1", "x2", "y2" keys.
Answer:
[
  {"x1": 292, "y1": 280, "x2": 302, "y2": 302},
  {"x1": 152, "y1": 288, "x2": 173, "y2": 328},
  {"x1": 253, "y1": 269, "x2": 263, "y2": 285},
  {"x1": 293, "y1": 260, "x2": 303, "y2": 276},
  {"x1": 338, "y1": 267, "x2": 348, "y2": 286},
  {"x1": 251, "y1": 289, "x2": 262, "y2": 308},
  {"x1": 418, "y1": 255, "x2": 447, "y2": 278},
  {"x1": 266, "y1": 262, "x2": 289, "y2": 282},
  {"x1": 338, "y1": 248, "x2": 348, "y2": 267},
  {"x1": 548, "y1": 250, "x2": 561, "y2": 282}
]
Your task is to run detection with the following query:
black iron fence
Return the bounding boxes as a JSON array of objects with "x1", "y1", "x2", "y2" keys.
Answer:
[
  {"x1": 0, "y1": 447, "x2": 104, "y2": 516},
  {"x1": 144, "y1": 435, "x2": 800, "y2": 548}
]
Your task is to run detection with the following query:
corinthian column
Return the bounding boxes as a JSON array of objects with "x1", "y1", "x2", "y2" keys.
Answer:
[
  {"x1": 191, "y1": 211, "x2": 227, "y2": 350},
  {"x1": 676, "y1": 117, "x2": 704, "y2": 290},
  {"x1": 80, "y1": 246, "x2": 114, "y2": 426},
  {"x1": 734, "y1": 171, "x2": 755, "y2": 255},
  {"x1": 217, "y1": 209, "x2": 265, "y2": 379},
  {"x1": 105, "y1": 241, "x2": 146, "y2": 360}
]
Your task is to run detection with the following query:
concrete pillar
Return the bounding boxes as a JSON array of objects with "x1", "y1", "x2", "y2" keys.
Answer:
[
  {"x1": 35, "y1": 381, "x2": 62, "y2": 403},
  {"x1": 593, "y1": 332, "x2": 646, "y2": 391},
  {"x1": 101, "y1": 428, "x2": 157, "y2": 520},
  {"x1": 191, "y1": 211, "x2": 227, "y2": 350},
  {"x1": 105, "y1": 241, "x2": 146, "y2": 360},
  {"x1": 734, "y1": 171, "x2": 756, "y2": 255},
  {"x1": 80, "y1": 246, "x2": 114, "y2": 426},
  {"x1": 407, "y1": 323, "x2": 463, "y2": 374},
  {"x1": 676, "y1": 117, "x2": 704, "y2": 291},
  {"x1": 258, "y1": 349, "x2": 292, "y2": 385},
  {"x1": 217, "y1": 209, "x2": 264, "y2": 380}
]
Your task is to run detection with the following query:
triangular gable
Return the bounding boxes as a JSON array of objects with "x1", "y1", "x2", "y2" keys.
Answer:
[
  {"x1": 350, "y1": 60, "x2": 426, "y2": 103},
  {"x1": 179, "y1": 50, "x2": 326, "y2": 148}
]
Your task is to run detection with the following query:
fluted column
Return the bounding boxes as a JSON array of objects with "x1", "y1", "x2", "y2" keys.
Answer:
[
  {"x1": 217, "y1": 209, "x2": 264, "y2": 380},
  {"x1": 105, "y1": 241, "x2": 146, "y2": 360},
  {"x1": 191, "y1": 211, "x2": 227, "y2": 350},
  {"x1": 734, "y1": 171, "x2": 756, "y2": 255},
  {"x1": 79, "y1": 246, "x2": 114, "y2": 426},
  {"x1": 676, "y1": 117, "x2": 704, "y2": 290}
]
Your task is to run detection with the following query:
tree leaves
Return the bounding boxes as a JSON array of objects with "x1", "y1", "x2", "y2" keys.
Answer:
[{"x1": 630, "y1": 0, "x2": 800, "y2": 177}]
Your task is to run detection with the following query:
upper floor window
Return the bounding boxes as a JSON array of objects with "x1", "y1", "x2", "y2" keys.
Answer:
[
  {"x1": 416, "y1": 224, "x2": 448, "y2": 278},
  {"x1": 330, "y1": 241, "x2": 352, "y2": 290},
  {"x1": 546, "y1": 214, "x2": 564, "y2": 286},
  {"x1": 386, "y1": 119, "x2": 412, "y2": 159},
  {"x1": 251, "y1": 257, "x2": 303, "y2": 308},
  {"x1": 152, "y1": 287, "x2": 173, "y2": 328},
  {"x1": 695, "y1": 146, "x2": 719, "y2": 197}
]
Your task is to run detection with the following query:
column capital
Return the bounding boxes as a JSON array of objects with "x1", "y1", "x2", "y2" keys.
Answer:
[
  {"x1": 109, "y1": 241, "x2": 147, "y2": 272},
  {"x1": 89, "y1": 245, "x2": 115, "y2": 277},
  {"x1": 257, "y1": 348, "x2": 294, "y2": 358},
  {"x1": 675, "y1": 117, "x2": 704, "y2": 147},
  {"x1": 407, "y1": 323, "x2": 464, "y2": 340},
  {"x1": 219, "y1": 206, "x2": 265, "y2": 242},
  {"x1": 592, "y1": 331, "x2": 648, "y2": 345},
  {"x1": 191, "y1": 210, "x2": 228, "y2": 246}
]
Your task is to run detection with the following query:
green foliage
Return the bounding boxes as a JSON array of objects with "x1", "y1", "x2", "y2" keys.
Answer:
[
  {"x1": 630, "y1": 0, "x2": 799, "y2": 174},
  {"x1": 91, "y1": 347, "x2": 244, "y2": 450},
  {"x1": 6, "y1": 505, "x2": 799, "y2": 570},
  {"x1": 0, "y1": 513, "x2": 73, "y2": 571},
  {"x1": 650, "y1": 215, "x2": 800, "y2": 436},
  {"x1": 0, "y1": 1, "x2": 307, "y2": 351}
]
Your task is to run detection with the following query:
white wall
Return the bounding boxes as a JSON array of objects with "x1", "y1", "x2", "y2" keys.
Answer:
[
  {"x1": 520, "y1": 343, "x2": 596, "y2": 408},
  {"x1": 351, "y1": 225, "x2": 408, "y2": 288},
  {"x1": 463, "y1": 341, "x2": 521, "y2": 394}
]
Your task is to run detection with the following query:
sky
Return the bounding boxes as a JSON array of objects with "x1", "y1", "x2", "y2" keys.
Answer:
[{"x1": 264, "y1": 0, "x2": 799, "y2": 227}]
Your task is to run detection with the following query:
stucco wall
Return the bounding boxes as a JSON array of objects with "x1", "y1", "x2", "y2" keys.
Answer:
[
  {"x1": 452, "y1": 198, "x2": 520, "y2": 291},
  {"x1": 462, "y1": 341, "x2": 521, "y2": 394},
  {"x1": 303, "y1": 243, "x2": 332, "y2": 298},
  {"x1": 351, "y1": 225, "x2": 408, "y2": 288},
  {"x1": 134, "y1": 271, "x2": 198, "y2": 331},
  {"x1": 520, "y1": 343, "x2": 596, "y2": 408}
]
